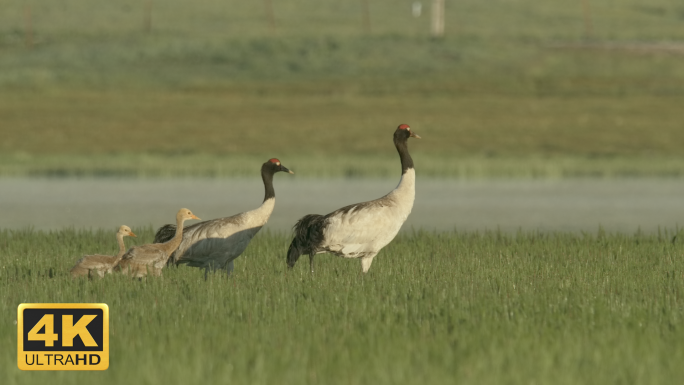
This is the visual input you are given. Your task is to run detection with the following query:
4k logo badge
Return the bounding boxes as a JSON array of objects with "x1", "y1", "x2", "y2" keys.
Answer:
[{"x1": 17, "y1": 304, "x2": 109, "y2": 370}]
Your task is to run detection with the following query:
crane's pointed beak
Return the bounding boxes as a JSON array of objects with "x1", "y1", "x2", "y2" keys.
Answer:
[
  {"x1": 191, "y1": 215, "x2": 201, "y2": 220},
  {"x1": 410, "y1": 132, "x2": 421, "y2": 139},
  {"x1": 129, "y1": 232, "x2": 137, "y2": 238},
  {"x1": 281, "y1": 165, "x2": 294, "y2": 174}
]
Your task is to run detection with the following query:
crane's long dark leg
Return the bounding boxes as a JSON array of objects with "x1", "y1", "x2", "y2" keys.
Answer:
[
  {"x1": 223, "y1": 260, "x2": 234, "y2": 277},
  {"x1": 309, "y1": 252, "x2": 315, "y2": 273}
]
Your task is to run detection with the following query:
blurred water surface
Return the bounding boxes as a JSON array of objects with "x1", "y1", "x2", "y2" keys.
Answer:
[{"x1": 1, "y1": 178, "x2": 683, "y2": 234}]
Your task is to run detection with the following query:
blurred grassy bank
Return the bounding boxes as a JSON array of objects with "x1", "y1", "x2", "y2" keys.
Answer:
[
  {"x1": 1, "y1": 1, "x2": 684, "y2": 178},
  {"x1": 6, "y1": 153, "x2": 684, "y2": 179}
]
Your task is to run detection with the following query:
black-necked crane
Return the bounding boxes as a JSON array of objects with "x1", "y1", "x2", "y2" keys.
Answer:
[
  {"x1": 153, "y1": 159, "x2": 293, "y2": 276},
  {"x1": 287, "y1": 124, "x2": 420, "y2": 273}
]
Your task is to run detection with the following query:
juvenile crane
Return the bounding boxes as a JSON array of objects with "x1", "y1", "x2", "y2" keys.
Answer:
[
  {"x1": 287, "y1": 124, "x2": 420, "y2": 273},
  {"x1": 153, "y1": 159, "x2": 293, "y2": 276},
  {"x1": 70, "y1": 225, "x2": 136, "y2": 278},
  {"x1": 117, "y1": 208, "x2": 200, "y2": 277}
]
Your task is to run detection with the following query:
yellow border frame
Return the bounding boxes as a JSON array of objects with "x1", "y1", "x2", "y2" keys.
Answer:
[{"x1": 17, "y1": 303, "x2": 109, "y2": 371}]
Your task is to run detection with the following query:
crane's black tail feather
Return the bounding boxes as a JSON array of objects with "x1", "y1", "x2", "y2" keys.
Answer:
[
  {"x1": 154, "y1": 224, "x2": 177, "y2": 244},
  {"x1": 287, "y1": 214, "x2": 326, "y2": 268}
]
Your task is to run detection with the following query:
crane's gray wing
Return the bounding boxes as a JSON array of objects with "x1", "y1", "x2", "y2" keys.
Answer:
[
  {"x1": 172, "y1": 214, "x2": 247, "y2": 263},
  {"x1": 178, "y1": 226, "x2": 261, "y2": 268}
]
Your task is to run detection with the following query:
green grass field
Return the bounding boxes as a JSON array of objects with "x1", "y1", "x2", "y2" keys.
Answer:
[
  {"x1": 2, "y1": 0, "x2": 684, "y2": 177},
  {"x1": 2, "y1": 228, "x2": 684, "y2": 384}
]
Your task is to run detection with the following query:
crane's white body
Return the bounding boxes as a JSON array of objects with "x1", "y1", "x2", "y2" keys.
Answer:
[{"x1": 315, "y1": 169, "x2": 415, "y2": 272}]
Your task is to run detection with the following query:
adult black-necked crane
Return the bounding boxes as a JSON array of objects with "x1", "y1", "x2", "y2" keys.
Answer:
[
  {"x1": 287, "y1": 124, "x2": 420, "y2": 273},
  {"x1": 70, "y1": 225, "x2": 136, "y2": 278},
  {"x1": 116, "y1": 208, "x2": 200, "y2": 277},
  {"x1": 153, "y1": 158, "x2": 293, "y2": 276}
]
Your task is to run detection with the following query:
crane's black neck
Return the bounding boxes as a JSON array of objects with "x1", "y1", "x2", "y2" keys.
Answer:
[
  {"x1": 262, "y1": 169, "x2": 275, "y2": 202},
  {"x1": 395, "y1": 138, "x2": 414, "y2": 174}
]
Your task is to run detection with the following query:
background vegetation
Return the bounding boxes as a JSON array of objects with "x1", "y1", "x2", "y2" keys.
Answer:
[
  {"x1": 1, "y1": 0, "x2": 684, "y2": 177},
  {"x1": 2, "y1": 229, "x2": 684, "y2": 384}
]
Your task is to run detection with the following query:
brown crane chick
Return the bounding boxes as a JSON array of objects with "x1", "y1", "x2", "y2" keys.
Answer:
[
  {"x1": 70, "y1": 225, "x2": 137, "y2": 278},
  {"x1": 117, "y1": 209, "x2": 200, "y2": 278}
]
